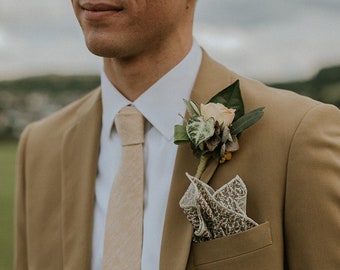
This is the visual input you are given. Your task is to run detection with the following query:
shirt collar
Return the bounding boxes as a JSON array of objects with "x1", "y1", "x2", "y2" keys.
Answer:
[{"x1": 101, "y1": 41, "x2": 202, "y2": 140}]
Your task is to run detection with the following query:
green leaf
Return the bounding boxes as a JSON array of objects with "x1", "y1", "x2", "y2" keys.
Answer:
[
  {"x1": 183, "y1": 99, "x2": 200, "y2": 117},
  {"x1": 174, "y1": 125, "x2": 190, "y2": 144},
  {"x1": 208, "y1": 80, "x2": 244, "y2": 121},
  {"x1": 186, "y1": 116, "x2": 215, "y2": 147},
  {"x1": 231, "y1": 107, "x2": 265, "y2": 135}
]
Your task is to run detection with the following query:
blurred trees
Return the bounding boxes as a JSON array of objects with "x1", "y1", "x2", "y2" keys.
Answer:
[
  {"x1": 271, "y1": 65, "x2": 340, "y2": 107},
  {"x1": 0, "y1": 75, "x2": 99, "y2": 140},
  {"x1": 0, "y1": 66, "x2": 339, "y2": 140}
]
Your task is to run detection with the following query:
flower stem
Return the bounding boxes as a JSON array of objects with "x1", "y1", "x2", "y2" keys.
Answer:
[{"x1": 195, "y1": 155, "x2": 210, "y2": 179}]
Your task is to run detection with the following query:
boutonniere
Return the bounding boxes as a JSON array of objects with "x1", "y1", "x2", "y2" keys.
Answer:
[{"x1": 174, "y1": 80, "x2": 264, "y2": 179}]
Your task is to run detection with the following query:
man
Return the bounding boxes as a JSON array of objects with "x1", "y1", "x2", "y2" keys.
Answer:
[{"x1": 14, "y1": 0, "x2": 340, "y2": 269}]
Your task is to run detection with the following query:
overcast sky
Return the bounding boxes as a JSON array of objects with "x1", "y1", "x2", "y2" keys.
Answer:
[{"x1": 1, "y1": 0, "x2": 340, "y2": 82}]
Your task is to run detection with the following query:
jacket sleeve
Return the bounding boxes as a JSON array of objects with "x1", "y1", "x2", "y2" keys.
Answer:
[
  {"x1": 14, "y1": 125, "x2": 32, "y2": 270},
  {"x1": 285, "y1": 103, "x2": 340, "y2": 269}
]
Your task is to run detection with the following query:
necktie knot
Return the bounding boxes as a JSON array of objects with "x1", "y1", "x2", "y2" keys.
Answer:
[{"x1": 115, "y1": 106, "x2": 144, "y2": 146}]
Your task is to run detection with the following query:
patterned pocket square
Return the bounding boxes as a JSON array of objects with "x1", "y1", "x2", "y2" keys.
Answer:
[{"x1": 179, "y1": 173, "x2": 258, "y2": 243}]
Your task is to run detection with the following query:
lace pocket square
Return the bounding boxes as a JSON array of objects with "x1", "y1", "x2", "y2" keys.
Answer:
[{"x1": 179, "y1": 173, "x2": 258, "y2": 243}]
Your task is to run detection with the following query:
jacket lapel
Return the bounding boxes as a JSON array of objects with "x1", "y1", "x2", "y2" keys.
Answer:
[
  {"x1": 61, "y1": 89, "x2": 102, "y2": 270},
  {"x1": 160, "y1": 51, "x2": 238, "y2": 269}
]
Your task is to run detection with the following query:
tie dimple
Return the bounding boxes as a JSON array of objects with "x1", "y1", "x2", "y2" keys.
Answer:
[{"x1": 115, "y1": 106, "x2": 144, "y2": 146}]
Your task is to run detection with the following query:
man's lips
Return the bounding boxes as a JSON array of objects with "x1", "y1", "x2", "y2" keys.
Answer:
[
  {"x1": 81, "y1": 3, "x2": 124, "y2": 12},
  {"x1": 80, "y1": 2, "x2": 124, "y2": 20}
]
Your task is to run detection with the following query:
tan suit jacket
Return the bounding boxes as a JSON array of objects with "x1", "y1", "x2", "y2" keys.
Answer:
[{"x1": 15, "y1": 52, "x2": 340, "y2": 269}]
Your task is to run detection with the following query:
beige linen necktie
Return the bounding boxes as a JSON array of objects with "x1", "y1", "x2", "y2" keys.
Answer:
[{"x1": 103, "y1": 105, "x2": 145, "y2": 270}]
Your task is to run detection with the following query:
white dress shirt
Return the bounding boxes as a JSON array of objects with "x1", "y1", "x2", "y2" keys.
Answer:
[{"x1": 91, "y1": 42, "x2": 202, "y2": 270}]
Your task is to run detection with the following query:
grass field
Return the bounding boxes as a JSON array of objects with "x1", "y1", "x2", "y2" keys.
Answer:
[{"x1": 0, "y1": 141, "x2": 17, "y2": 270}]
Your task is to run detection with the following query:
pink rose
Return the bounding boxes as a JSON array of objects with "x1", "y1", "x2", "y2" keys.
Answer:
[{"x1": 201, "y1": 103, "x2": 236, "y2": 127}]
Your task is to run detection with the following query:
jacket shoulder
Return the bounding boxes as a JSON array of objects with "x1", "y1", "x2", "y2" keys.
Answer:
[
  {"x1": 201, "y1": 52, "x2": 339, "y2": 135},
  {"x1": 19, "y1": 87, "x2": 101, "y2": 145},
  {"x1": 198, "y1": 51, "x2": 327, "y2": 116},
  {"x1": 26, "y1": 87, "x2": 100, "y2": 131}
]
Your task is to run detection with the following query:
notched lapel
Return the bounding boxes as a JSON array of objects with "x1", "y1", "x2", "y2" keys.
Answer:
[
  {"x1": 159, "y1": 144, "x2": 198, "y2": 270},
  {"x1": 61, "y1": 90, "x2": 102, "y2": 269},
  {"x1": 160, "y1": 51, "x2": 236, "y2": 269}
]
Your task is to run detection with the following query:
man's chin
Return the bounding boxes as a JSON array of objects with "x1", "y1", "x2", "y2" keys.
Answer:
[
  {"x1": 85, "y1": 42, "x2": 119, "y2": 58},
  {"x1": 85, "y1": 41, "x2": 142, "y2": 60}
]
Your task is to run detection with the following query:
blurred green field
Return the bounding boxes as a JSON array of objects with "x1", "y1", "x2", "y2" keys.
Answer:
[{"x1": 0, "y1": 141, "x2": 17, "y2": 270}]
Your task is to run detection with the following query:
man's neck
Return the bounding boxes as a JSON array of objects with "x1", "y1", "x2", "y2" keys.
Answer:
[{"x1": 103, "y1": 37, "x2": 193, "y2": 102}]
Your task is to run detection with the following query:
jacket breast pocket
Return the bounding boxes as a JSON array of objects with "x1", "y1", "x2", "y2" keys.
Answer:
[{"x1": 190, "y1": 221, "x2": 273, "y2": 268}]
